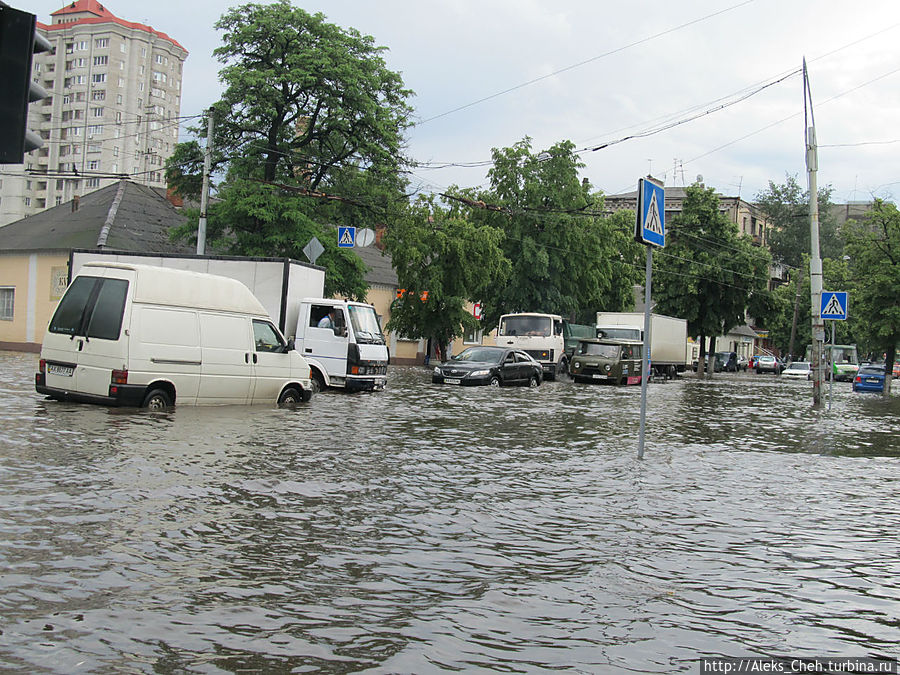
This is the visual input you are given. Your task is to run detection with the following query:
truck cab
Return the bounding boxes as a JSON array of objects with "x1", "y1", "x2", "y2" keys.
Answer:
[
  {"x1": 294, "y1": 299, "x2": 388, "y2": 392},
  {"x1": 497, "y1": 313, "x2": 566, "y2": 380}
]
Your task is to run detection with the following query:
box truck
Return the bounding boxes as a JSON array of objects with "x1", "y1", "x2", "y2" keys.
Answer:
[{"x1": 595, "y1": 311, "x2": 690, "y2": 378}]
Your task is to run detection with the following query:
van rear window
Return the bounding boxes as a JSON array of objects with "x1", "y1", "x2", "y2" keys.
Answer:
[
  {"x1": 86, "y1": 279, "x2": 128, "y2": 340},
  {"x1": 49, "y1": 276, "x2": 99, "y2": 335},
  {"x1": 49, "y1": 276, "x2": 128, "y2": 340}
]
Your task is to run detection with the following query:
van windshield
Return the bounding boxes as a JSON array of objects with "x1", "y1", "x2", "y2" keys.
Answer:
[
  {"x1": 348, "y1": 305, "x2": 385, "y2": 344},
  {"x1": 499, "y1": 316, "x2": 551, "y2": 337}
]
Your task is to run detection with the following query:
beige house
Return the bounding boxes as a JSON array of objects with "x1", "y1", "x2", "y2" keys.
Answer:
[{"x1": 0, "y1": 180, "x2": 192, "y2": 352}]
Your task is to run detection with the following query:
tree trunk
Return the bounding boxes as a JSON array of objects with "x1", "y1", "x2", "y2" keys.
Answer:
[
  {"x1": 698, "y1": 333, "x2": 707, "y2": 377},
  {"x1": 884, "y1": 342, "x2": 896, "y2": 398},
  {"x1": 707, "y1": 335, "x2": 716, "y2": 379},
  {"x1": 788, "y1": 267, "x2": 805, "y2": 362}
]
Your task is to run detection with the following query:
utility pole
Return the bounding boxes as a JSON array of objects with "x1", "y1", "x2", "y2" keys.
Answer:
[
  {"x1": 197, "y1": 112, "x2": 214, "y2": 255},
  {"x1": 804, "y1": 59, "x2": 825, "y2": 407}
]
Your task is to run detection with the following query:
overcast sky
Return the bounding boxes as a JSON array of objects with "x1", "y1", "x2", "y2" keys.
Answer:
[{"x1": 30, "y1": 0, "x2": 900, "y2": 204}]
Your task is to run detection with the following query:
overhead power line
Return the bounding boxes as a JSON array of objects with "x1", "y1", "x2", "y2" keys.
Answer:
[{"x1": 416, "y1": 0, "x2": 755, "y2": 125}]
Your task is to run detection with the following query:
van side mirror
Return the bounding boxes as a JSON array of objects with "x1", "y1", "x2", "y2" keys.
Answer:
[{"x1": 285, "y1": 337, "x2": 295, "y2": 352}]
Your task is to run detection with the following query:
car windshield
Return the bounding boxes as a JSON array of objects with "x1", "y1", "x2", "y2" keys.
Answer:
[
  {"x1": 347, "y1": 305, "x2": 385, "y2": 344},
  {"x1": 452, "y1": 347, "x2": 504, "y2": 364},
  {"x1": 498, "y1": 315, "x2": 551, "y2": 337},
  {"x1": 580, "y1": 343, "x2": 620, "y2": 358},
  {"x1": 788, "y1": 362, "x2": 810, "y2": 370},
  {"x1": 859, "y1": 366, "x2": 884, "y2": 375},
  {"x1": 760, "y1": 356, "x2": 774, "y2": 362}
]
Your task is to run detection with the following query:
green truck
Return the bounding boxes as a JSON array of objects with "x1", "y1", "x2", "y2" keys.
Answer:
[
  {"x1": 805, "y1": 343, "x2": 859, "y2": 382},
  {"x1": 569, "y1": 338, "x2": 644, "y2": 385}
]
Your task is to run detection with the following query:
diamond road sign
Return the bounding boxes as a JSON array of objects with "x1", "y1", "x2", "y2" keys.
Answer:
[
  {"x1": 634, "y1": 177, "x2": 665, "y2": 247},
  {"x1": 821, "y1": 291, "x2": 848, "y2": 320}
]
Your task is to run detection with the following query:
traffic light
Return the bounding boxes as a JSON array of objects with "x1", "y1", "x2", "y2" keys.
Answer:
[{"x1": 0, "y1": 3, "x2": 52, "y2": 164}]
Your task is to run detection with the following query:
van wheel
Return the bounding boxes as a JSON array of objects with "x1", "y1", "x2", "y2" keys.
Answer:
[
  {"x1": 278, "y1": 387, "x2": 303, "y2": 408},
  {"x1": 557, "y1": 358, "x2": 568, "y2": 378},
  {"x1": 142, "y1": 388, "x2": 173, "y2": 411}
]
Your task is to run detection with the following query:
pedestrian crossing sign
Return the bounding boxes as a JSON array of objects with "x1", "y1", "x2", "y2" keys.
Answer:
[
  {"x1": 338, "y1": 226, "x2": 356, "y2": 248},
  {"x1": 635, "y1": 177, "x2": 665, "y2": 247},
  {"x1": 820, "y1": 291, "x2": 848, "y2": 320}
]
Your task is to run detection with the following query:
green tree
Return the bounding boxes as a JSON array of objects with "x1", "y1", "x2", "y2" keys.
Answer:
[
  {"x1": 383, "y1": 195, "x2": 510, "y2": 360},
  {"x1": 172, "y1": 1, "x2": 413, "y2": 297},
  {"x1": 755, "y1": 174, "x2": 843, "y2": 267},
  {"x1": 468, "y1": 138, "x2": 641, "y2": 325},
  {"x1": 164, "y1": 141, "x2": 205, "y2": 202},
  {"x1": 845, "y1": 200, "x2": 900, "y2": 394},
  {"x1": 653, "y1": 182, "x2": 773, "y2": 373}
]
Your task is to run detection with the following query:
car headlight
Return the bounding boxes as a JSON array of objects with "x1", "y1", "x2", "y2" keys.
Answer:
[
  {"x1": 470, "y1": 369, "x2": 490, "y2": 377},
  {"x1": 573, "y1": 361, "x2": 581, "y2": 369},
  {"x1": 605, "y1": 364, "x2": 611, "y2": 371},
  {"x1": 433, "y1": 366, "x2": 440, "y2": 375}
]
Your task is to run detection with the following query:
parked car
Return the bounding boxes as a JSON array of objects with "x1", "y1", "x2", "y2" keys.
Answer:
[
  {"x1": 716, "y1": 351, "x2": 739, "y2": 372},
  {"x1": 853, "y1": 364, "x2": 886, "y2": 393},
  {"x1": 782, "y1": 361, "x2": 812, "y2": 380},
  {"x1": 755, "y1": 355, "x2": 782, "y2": 374},
  {"x1": 736, "y1": 355, "x2": 748, "y2": 371},
  {"x1": 432, "y1": 346, "x2": 543, "y2": 387}
]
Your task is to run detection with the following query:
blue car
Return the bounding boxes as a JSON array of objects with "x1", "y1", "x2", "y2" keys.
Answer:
[{"x1": 852, "y1": 364, "x2": 885, "y2": 393}]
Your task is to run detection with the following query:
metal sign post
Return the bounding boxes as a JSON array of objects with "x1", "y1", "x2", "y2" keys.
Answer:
[
  {"x1": 634, "y1": 176, "x2": 665, "y2": 460},
  {"x1": 820, "y1": 290, "x2": 848, "y2": 412}
]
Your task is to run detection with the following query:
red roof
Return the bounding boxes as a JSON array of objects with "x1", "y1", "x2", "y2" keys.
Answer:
[{"x1": 38, "y1": 1, "x2": 187, "y2": 53}]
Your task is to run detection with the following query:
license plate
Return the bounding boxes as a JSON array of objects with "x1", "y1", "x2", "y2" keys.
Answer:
[
  {"x1": 592, "y1": 374, "x2": 608, "y2": 380},
  {"x1": 48, "y1": 364, "x2": 74, "y2": 377},
  {"x1": 444, "y1": 378, "x2": 461, "y2": 385},
  {"x1": 867, "y1": 378, "x2": 880, "y2": 384}
]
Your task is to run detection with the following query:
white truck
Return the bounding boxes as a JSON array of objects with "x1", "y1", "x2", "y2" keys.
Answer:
[
  {"x1": 294, "y1": 298, "x2": 388, "y2": 392},
  {"x1": 495, "y1": 312, "x2": 596, "y2": 380},
  {"x1": 595, "y1": 311, "x2": 690, "y2": 378},
  {"x1": 69, "y1": 249, "x2": 389, "y2": 392}
]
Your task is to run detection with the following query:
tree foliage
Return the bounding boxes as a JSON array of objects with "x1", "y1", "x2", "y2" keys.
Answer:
[
  {"x1": 383, "y1": 195, "x2": 510, "y2": 358},
  {"x1": 171, "y1": 1, "x2": 414, "y2": 297},
  {"x1": 755, "y1": 174, "x2": 842, "y2": 267},
  {"x1": 845, "y1": 200, "x2": 900, "y2": 388},
  {"x1": 653, "y1": 182, "x2": 773, "y2": 356},
  {"x1": 465, "y1": 138, "x2": 642, "y2": 325}
]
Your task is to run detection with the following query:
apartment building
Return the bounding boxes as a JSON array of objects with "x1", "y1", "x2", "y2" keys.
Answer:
[{"x1": 0, "y1": 0, "x2": 187, "y2": 226}]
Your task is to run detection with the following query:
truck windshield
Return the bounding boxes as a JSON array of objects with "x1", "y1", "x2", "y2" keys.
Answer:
[
  {"x1": 348, "y1": 305, "x2": 385, "y2": 344},
  {"x1": 597, "y1": 327, "x2": 640, "y2": 340},
  {"x1": 580, "y1": 343, "x2": 620, "y2": 358},
  {"x1": 499, "y1": 316, "x2": 551, "y2": 337}
]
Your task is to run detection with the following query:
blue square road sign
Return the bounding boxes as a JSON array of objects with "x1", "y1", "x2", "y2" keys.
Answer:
[
  {"x1": 635, "y1": 177, "x2": 665, "y2": 247},
  {"x1": 338, "y1": 226, "x2": 356, "y2": 248},
  {"x1": 820, "y1": 291, "x2": 848, "y2": 320}
]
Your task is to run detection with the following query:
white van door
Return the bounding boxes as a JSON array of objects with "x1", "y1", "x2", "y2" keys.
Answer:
[
  {"x1": 198, "y1": 313, "x2": 253, "y2": 405},
  {"x1": 249, "y1": 319, "x2": 292, "y2": 404},
  {"x1": 76, "y1": 277, "x2": 131, "y2": 397},
  {"x1": 129, "y1": 306, "x2": 202, "y2": 404},
  {"x1": 41, "y1": 275, "x2": 100, "y2": 392},
  {"x1": 302, "y1": 303, "x2": 349, "y2": 381}
]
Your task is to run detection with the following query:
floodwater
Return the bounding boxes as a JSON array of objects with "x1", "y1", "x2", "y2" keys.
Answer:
[{"x1": 1, "y1": 350, "x2": 899, "y2": 674}]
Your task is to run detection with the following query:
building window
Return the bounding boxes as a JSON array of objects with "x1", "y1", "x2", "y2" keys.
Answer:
[
  {"x1": 463, "y1": 327, "x2": 483, "y2": 344},
  {"x1": 0, "y1": 288, "x2": 14, "y2": 321},
  {"x1": 55, "y1": 197, "x2": 62, "y2": 206},
  {"x1": 93, "y1": 55, "x2": 108, "y2": 66},
  {"x1": 91, "y1": 107, "x2": 103, "y2": 117},
  {"x1": 86, "y1": 178, "x2": 101, "y2": 188},
  {"x1": 24, "y1": 197, "x2": 31, "y2": 207},
  {"x1": 92, "y1": 90, "x2": 105, "y2": 101},
  {"x1": 95, "y1": 38, "x2": 109, "y2": 48},
  {"x1": 116, "y1": 94, "x2": 122, "y2": 104},
  {"x1": 88, "y1": 160, "x2": 100, "y2": 170},
  {"x1": 92, "y1": 73, "x2": 106, "y2": 83}
]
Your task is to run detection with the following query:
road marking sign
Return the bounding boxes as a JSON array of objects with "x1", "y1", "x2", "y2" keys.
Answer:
[
  {"x1": 338, "y1": 226, "x2": 356, "y2": 248},
  {"x1": 820, "y1": 291, "x2": 848, "y2": 320},
  {"x1": 635, "y1": 177, "x2": 665, "y2": 247}
]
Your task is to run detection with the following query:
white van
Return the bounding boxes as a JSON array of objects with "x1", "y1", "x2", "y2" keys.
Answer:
[
  {"x1": 35, "y1": 262, "x2": 314, "y2": 409},
  {"x1": 294, "y1": 298, "x2": 388, "y2": 391}
]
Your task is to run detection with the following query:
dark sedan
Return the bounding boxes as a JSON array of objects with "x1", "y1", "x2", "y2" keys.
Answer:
[{"x1": 432, "y1": 346, "x2": 543, "y2": 387}]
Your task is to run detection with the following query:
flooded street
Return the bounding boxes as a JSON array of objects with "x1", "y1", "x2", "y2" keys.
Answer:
[{"x1": 1, "y1": 349, "x2": 899, "y2": 673}]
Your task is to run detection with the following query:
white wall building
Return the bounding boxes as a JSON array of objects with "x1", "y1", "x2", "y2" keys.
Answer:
[{"x1": 0, "y1": 0, "x2": 187, "y2": 226}]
